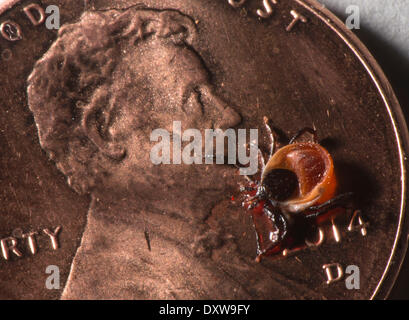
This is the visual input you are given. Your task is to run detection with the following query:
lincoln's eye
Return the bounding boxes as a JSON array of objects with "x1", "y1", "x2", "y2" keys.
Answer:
[{"x1": 262, "y1": 168, "x2": 298, "y2": 201}]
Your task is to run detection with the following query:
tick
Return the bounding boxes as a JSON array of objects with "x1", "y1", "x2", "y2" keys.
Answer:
[{"x1": 240, "y1": 117, "x2": 353, "y2": 262}]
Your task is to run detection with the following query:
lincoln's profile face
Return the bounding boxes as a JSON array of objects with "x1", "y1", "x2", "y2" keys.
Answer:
[
  {"x1": 27, "y1": 8, "x2": 241, "y2": 202},
  {"x1": 26, "y1": 8, "x2": 244, "y2": 299},
  {"x1": 25, "y1": 7, "x2": 249, "y2": 299}
]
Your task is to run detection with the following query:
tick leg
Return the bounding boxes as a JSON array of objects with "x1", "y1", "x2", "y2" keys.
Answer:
[
  {"x1": 244, "y1": 196, "x2": 261, "y2": 210},
  {"x1": 249, "y1": 213, "x2": 264, "y2": 260},
  {"x1": 253, "y1": 206, "x2": 289, "y2": 262},
  {"x1": 289, "y1": 127, "x2": 317, "y2": 144},
  {"x1": 304, "y1": 192, "x2": 354, "y2": 219},
  {"x1": 263, "y1": 116, "x2": 279, "y2": 158},
  {"x1": 258, "y1": 148, "x2": 266, "y2": 172},
  {"x1": 232, "y1": 163, "x2": 254, "y2": 182},
  {"x1": 239, "y1": 184, "x2": 257, "y2": 192}
]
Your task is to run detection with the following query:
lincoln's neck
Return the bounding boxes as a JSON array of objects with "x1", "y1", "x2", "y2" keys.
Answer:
[
  {"x1": 62, "y1": 188, "x2": 234, "y2": 299},
  {"x1": 61, "y1": 173, "x2": 323, "y2": 300},
  {"x1": 86, "y1": 193, "x2": 214, "y2": 250},
  {"x1": 87, "y1": 164, "x2": 240, "y2": 237}
]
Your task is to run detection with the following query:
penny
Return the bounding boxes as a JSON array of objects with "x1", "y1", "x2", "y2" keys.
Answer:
[{"x1": 0, "y1": 0, "x2": 408, "y2": 299}]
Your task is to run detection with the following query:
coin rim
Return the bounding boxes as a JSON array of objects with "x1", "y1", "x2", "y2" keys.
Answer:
[{"x1": 299, "y1": 0, "x2": 409, "y2": 299}]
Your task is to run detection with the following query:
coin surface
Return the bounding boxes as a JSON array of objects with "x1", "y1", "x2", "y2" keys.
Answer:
[{"x1": 0, "y1": 0, "x2": 408, "y2": 299}]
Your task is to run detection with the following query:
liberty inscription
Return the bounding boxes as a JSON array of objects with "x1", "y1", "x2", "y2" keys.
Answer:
[
  {"x1": 0, "y1": 226, "x2": 62, "y2": 260},
  {"x1": 227, "y1": 0, "x2": 308, "y2": 31}
]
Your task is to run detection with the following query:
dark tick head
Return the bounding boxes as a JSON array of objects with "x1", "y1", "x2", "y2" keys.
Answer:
[{"x1": 261, "y1": 168, "x2": 298, "y2": 201}]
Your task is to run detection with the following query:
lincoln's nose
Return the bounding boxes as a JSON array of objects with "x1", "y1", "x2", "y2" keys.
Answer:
[
  {"x1": 200, "y1": 85, "x2": 242, "y2": 129},
  {"x1": 216, "y1": 106, "x2": 242, "y2": 129}
]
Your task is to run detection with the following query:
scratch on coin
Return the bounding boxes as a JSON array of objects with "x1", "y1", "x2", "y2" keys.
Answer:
[
  {"x1": 222, "y1": 20, "x2": 231, "y2": 43},
  {"x1": 144, "y1": 228, "x2": 151, "y2": 251}
]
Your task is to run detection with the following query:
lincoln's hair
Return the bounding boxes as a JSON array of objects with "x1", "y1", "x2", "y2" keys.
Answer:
[{"x1": 27, "y1": 8, "x2": 197, "y2": 194}]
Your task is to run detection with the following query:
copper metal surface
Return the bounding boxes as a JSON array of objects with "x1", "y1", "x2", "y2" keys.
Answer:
[{"x1": 0, "y1": 0, "x2": 407, "y2": 299}]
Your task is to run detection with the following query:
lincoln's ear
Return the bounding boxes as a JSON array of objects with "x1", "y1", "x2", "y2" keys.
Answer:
[{"x1": 81, "y1": 104, "x2": 126, "y2": 161}]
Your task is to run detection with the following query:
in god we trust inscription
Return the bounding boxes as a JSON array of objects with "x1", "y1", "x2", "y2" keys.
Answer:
[{"x1": 0, "y1": 0, "x2": 407, "y2": 299}]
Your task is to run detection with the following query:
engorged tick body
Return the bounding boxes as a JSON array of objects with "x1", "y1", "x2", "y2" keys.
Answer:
[{"x1": 241, "y1": 117, "x2": 353, "y2": 262}]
